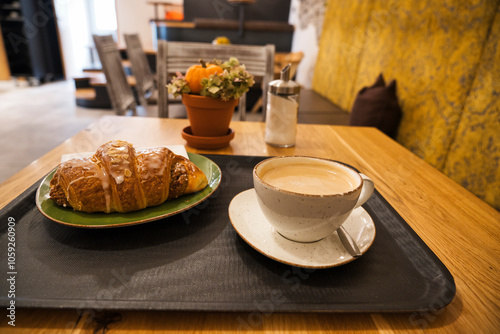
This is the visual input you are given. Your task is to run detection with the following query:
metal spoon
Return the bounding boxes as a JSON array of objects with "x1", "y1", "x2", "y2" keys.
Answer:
[{"x1": 337, "y1": 225, "x2": 362, "y2": 258}]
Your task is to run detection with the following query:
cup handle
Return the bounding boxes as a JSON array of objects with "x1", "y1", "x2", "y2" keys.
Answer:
[{"x1": 354, "y1": 174, "x2": 374, "y2": 208}]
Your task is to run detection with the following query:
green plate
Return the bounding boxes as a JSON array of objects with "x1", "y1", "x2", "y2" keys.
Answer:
[{"x1": 35, "y1": 153, "x2": 221, "y2": 228}]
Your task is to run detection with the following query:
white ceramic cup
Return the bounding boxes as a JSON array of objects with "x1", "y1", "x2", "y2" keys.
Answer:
[{"x1": 253, "y1": 156, "x2": 374, "y2": 243}]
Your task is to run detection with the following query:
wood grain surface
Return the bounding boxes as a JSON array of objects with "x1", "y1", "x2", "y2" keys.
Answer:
[{"x1": 1, "y1": 116, "x2": 498, "y2": 333}]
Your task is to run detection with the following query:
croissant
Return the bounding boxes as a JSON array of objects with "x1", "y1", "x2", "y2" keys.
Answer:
[{"x1": 49, "y1": 140, "x2": 208, "y2": 213}]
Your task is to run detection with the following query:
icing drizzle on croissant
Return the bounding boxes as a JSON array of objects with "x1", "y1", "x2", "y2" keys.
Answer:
[{"x1": 49, "y1": 140, "x2": 208, "y2": 213}]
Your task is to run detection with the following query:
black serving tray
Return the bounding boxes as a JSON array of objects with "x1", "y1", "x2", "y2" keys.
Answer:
[{"x1": 0, "y1": 154, "x2": 455, "y2": 312}]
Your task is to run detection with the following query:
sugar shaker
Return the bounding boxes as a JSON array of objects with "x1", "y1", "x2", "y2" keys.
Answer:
[{"x1": 264, "y1": 64, "x2": 301, "y2": 147}]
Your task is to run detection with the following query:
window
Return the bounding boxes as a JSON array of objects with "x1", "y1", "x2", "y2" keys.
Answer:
[{"x1": 88, "y1": 0, "x2": 117, "y2": 37}]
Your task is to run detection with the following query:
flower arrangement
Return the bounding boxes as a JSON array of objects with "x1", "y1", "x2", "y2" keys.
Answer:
[{"x1": 167, "y1": 57, "x2": 255, "y2": 101}]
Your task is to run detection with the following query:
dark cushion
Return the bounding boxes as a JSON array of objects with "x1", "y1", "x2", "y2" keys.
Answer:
[{"x1": 349, "y1": 74, "x2": 402, "y2": 138}]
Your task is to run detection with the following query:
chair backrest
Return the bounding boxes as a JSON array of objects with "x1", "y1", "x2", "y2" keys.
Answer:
[
  {"x1": 157, "y1": 41, "x2": 275, "y2": 119},
  {"x1": 93, "y1": 35, "x2": 136, "y2": 115},
  {"x1": 124, "y1": 34, "x2": 156, "y2": 106},
  {"x1": 274, "y1": 51, "x2": 304, "y2": 80}
]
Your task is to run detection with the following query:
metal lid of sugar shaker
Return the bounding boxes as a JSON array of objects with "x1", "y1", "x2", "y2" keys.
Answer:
[{"x1": 269, "y1": 63, "x2": 301, "y2": 95}]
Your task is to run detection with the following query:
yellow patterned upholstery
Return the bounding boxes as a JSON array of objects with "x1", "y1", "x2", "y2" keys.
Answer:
[
  {"x1": 313, "y1": 0, "x2": 500, "y2": 210},
  {"x1": 443, "y1": 11, "x2": 500, "y2": 209},
  {"x1": 312, "y1": 1, "x2": 372, "y2": 110}
]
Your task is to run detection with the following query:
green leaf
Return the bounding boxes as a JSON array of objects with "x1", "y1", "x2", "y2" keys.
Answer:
[{"x1": 208, "y1": 86, "x2": 220, "y2": 94}]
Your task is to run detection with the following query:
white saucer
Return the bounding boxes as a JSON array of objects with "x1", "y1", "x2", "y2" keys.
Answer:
[{"x1": 228, "y1": 189, "x2": 376, "y2": 269}]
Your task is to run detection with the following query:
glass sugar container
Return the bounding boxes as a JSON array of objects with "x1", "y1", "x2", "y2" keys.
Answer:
[{"x1": 265, "y1": 64, "x2": 301, "y2": 147}]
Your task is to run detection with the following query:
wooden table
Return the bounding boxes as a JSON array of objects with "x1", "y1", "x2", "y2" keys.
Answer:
[{"x1": 1, "y1": 116, "x2": 498, "y2": 333}]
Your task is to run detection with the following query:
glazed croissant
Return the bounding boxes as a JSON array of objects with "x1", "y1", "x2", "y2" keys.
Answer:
[{"x1": 49, "y1": 140, "x2": 208, "y2": 213}]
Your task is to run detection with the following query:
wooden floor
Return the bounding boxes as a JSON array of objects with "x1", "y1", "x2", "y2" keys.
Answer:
[{"x1": 0, "y1": 79, "x2": 261, "y2": 184}]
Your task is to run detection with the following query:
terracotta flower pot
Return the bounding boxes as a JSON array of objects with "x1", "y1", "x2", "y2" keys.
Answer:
[{"x1": 182, "y1": 94, "x2": 239, "y2": 137}]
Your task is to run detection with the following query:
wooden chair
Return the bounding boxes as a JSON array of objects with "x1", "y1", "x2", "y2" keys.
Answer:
[
  {"x1": 124, "y1": 34, "x2": 157, "y2": 107},
  {"x1": 92, "y1": 35, "x2": 137, "y2": 115},
  {"x1": 274, "y1": 51, "x2": 304, "y2": 80},
  {"x1": 157, "y1": 40, "x2": 275, "y2": 120}
]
